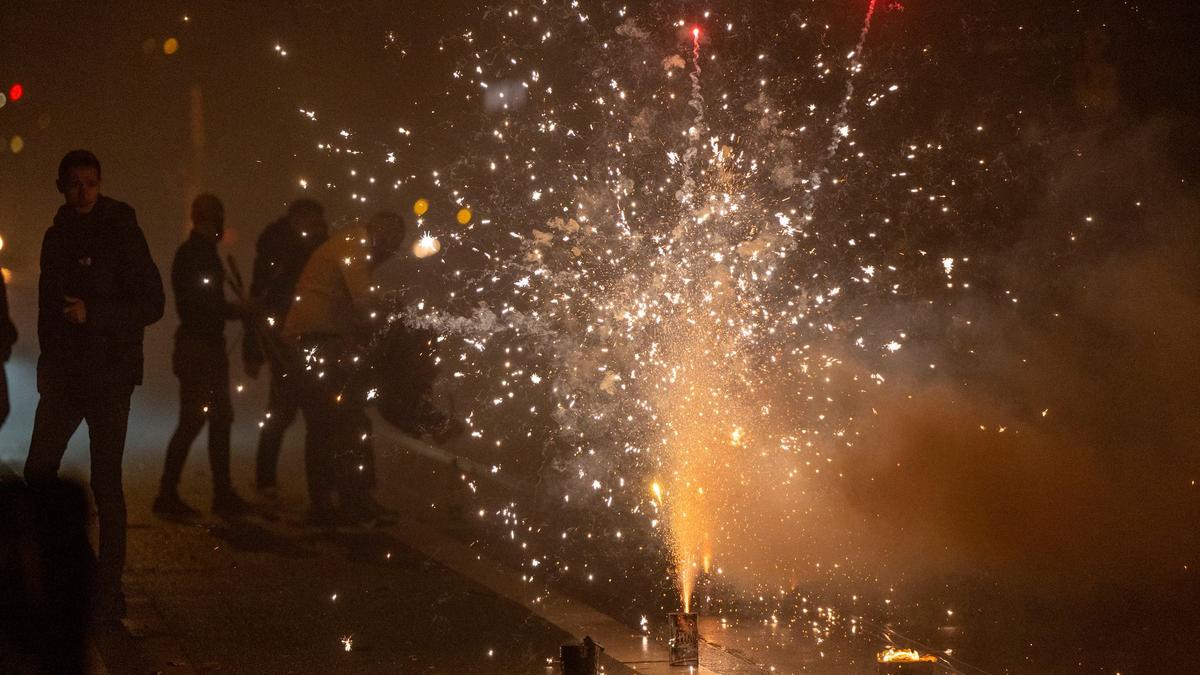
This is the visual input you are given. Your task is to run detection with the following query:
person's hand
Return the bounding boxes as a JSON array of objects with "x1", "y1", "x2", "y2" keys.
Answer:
[
  {"x1": 63, "y1": 296, "x2": 87, "y2": 324},
  {"x1": 245, "y1": 360, "x2": 262, "y2": 380}
]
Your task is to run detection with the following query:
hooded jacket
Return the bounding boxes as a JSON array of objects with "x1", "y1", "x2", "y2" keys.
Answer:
[
  {"x1": 282, "y1": 225, "x2": 374, "y2": 340},
  {"x1": 243, "y1": 216, "x2": 326, "y2": 368},
  {"x1": 37, "y1": 195, "x2": 164, "y2": 390}
]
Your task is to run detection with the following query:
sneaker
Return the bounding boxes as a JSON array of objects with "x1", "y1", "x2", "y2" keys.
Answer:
[
  {"x1": 153, "y1": 492, "x2": 201, "y2": 518},
  {"x1": 212, "y1": 491, "x2": 253, "y2": 518}
]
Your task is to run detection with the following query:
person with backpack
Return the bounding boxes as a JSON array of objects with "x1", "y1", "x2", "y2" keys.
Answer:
[
  {"x1": 282, "y1": 211, "x2": 405, "y2": 526},
  {"x1": 244, "y1": 199, "x2": 328, "y2": 498}
]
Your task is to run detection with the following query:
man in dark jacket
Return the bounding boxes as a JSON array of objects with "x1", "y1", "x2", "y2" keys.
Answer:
[
  {"x1": 153, "y1": 194, "x2": 251, "y2": 518},
  {"x1": 244, "y1": 199, "x2": 327, "y2": 496},
  {"x1": 24, "y1": 150, "x2": 165, "y2": 621}
]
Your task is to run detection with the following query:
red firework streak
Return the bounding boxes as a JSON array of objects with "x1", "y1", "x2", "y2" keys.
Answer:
[{"x1": 691, "y1": 25, "x2": 701, "y2": 62}]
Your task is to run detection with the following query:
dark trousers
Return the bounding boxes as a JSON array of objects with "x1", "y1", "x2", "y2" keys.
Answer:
[
  {"x1": 161, "y1": 338, "x2": 233, "y2": 496},
  {"x1": 254, "y1": 367, "x2": 301, "y2": 489},
  {"x1": 294, "y1": 335, "x2": 376, "y2": 509},
  {"x1": 24, "y1": 382, "x2": 134, "y2": 597}
]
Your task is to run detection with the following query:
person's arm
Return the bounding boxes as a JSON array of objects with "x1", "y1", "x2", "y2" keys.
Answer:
[
  {"x1": 248, "y1": 230, "x2": 272, "y2": 302},
  {"x1": 169, "y1": 245, "x2": 191, "y2": 323},
  {"x1": 341, "y1": 246, "x2": 376, "y2": 334},
  {"x1": 242, "y1": 232, "x2": 271, "y2": 370},
  {"x1": 88, "y1": 207, "x2": 165, "y2": 333}
]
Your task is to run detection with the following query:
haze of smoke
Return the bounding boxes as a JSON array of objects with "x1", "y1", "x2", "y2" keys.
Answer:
[{"x1": 699, "y1": 118, "x2": 1200, "y2": 594}]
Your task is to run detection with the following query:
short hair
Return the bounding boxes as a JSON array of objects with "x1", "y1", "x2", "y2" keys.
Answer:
[
  {"x1": 58, "y1": 150, "x2": 101, "y2": 185},
  {"x1": 367, "y1": 210, "x2": 407, "y2": 253},
  {"x1": 287, "y1": 198, "x2": 324, "y2": 221},
  {"x1": 190, "y1": 193, "x2": 224, "y2": 226}
]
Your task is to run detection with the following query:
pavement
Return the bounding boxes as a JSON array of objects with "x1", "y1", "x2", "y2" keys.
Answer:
[{"x1": 1, "y1": 421, "x2": 776, "y2": 675}]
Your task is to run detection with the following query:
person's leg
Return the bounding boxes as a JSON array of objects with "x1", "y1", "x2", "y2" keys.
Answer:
[
  {"x1": 254, "y1": 368, "x2": 298, "y2": 490},
  {"x1": 207, "y1": 370, "x2": 234, "y2": 497},
  {"x1": 24, "y1": 386, "x2": 84, "y2": 484},
  {"x1": 335, "y1": 401, "x2": 395, "y2": 523},
  {"x1": 207, "y1": 366, "x2": 251, "y2": 515},
  {"x1": 301, "y1": 393, "x2": 337, "y2": 516},
  {"x1": 83, "y1": 385, "x2": 133, "y2": 616},
  {"x1": 159, "y1": 377, "x2": 207, "y2": 496},
  {"x1": 296, "y1": 336, "x2": 344, "y2": 523}
]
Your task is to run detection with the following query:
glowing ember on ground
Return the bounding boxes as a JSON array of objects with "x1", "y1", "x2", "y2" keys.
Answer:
[{"x1": 878, "y1": 647, "x2": 938, "y2": 663}]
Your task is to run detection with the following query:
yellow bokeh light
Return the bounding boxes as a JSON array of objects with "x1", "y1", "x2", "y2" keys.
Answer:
[
  {"x1": 163, "y1": 38, "x2": 180, "y2": 55},
  {"x1": 413, "y1": 198, "x2": 429, "y2": 217},
  {"x1": 456, "y1": 207, "x2": 472, "y2": 225},
  {"x1": 9, "y1": 136, "x2": 24, "y2": 154}
]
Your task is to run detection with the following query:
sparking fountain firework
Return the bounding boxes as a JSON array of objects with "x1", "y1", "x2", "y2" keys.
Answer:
[{"x1": 290, "y1": 0, "x2": 987, "y2": 665}]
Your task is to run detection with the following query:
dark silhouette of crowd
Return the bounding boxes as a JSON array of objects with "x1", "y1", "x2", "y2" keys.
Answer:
[{"x1": 1, "y1": 149, "x2": 428, "y2": 664}]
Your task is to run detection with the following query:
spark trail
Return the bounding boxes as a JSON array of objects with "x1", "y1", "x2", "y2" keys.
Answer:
[
  {"x1": 675, "y1": 26, "x2": 707, "y2": 210},
  {"x1": 803, "y1": 0, "x2": 881, "y2": 216}
]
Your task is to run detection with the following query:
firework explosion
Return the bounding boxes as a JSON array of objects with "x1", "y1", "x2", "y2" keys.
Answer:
[
  {"x1": 295, "y1": 0, "x2": 1005, "y2": 663},
  {"x1": 399, "y1": 0, "x2": 952, "y2": 602}
]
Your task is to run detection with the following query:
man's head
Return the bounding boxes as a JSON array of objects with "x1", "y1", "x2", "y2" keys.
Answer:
[
  {"x1": 366, "y1": 211, "x2": 407, "y2": 262},
  {"x1": 190, "y1": 193, "x2": 225, "y2": 241},
  {"x1": 287, "y1": 199, "x2": 327, "y2": 240},
  {"x1": 56, "y1": 150, "x2": 102, "y2": 215}
]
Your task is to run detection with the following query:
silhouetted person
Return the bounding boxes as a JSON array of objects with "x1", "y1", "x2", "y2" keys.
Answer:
[
  {"x1": 24, "y1": 149, "x2": 165, "y2": 621},
  {"x1": 0, "y1": 270, "x2": 17, "y2": 427},
  {"x1": 245, "y1": 199, "x2": 328, "y2": 497},
  {"x1": 1, "y1": 480, "x2": 92, "y2": 673},
  {"x1": 154, "y1": 194, "x2": 251, "y2": 518},
  {"x1": 283, "y1": 211, "x2": 405, "y2": 526}
]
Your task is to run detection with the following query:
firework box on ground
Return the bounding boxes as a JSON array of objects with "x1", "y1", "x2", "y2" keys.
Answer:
[
  {"x1": 559, "y1": 636, "x2": 601, "y2": 675},
  {"x1": 668, "y1": 612, "x2": 699, "y2": 667}
]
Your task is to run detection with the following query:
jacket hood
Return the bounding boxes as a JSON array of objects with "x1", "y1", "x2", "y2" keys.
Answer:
[{"x1": 54, "y1": 194, "x2": 121, "y2": 227}]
